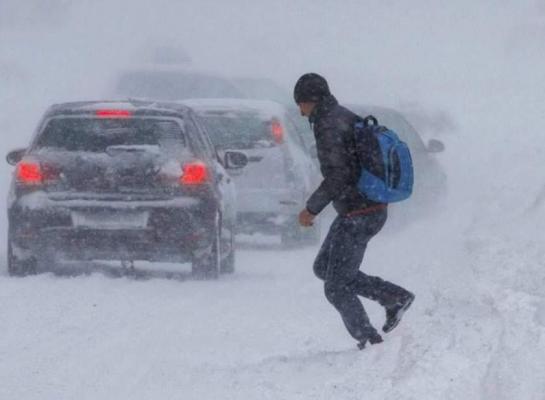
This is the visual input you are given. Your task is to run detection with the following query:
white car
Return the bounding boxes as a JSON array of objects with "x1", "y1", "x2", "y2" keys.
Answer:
[{"x1": 185, "y1": 99, "x2": 321, "y2": 246}]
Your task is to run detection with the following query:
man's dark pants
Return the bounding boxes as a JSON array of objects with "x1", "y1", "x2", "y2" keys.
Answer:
[{"x1": 313, "y1": 209, "x2": 409, "y2": 341}]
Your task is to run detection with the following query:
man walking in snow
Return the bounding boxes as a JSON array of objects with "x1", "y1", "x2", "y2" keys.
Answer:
[{"x1": 294, "y1": 73, "x2": 415, "y2": 349}]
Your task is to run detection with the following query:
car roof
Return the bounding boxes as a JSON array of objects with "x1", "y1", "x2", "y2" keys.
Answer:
[
  {"x1": 45, "y1": 99, "x2": 194, "y2": 119},
  {"x1": 183, "y1": 98, "x2": 286, "y2": 120}
]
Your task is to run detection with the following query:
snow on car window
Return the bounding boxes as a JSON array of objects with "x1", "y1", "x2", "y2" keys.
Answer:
[
  {"x1": 197, "y1": 111, "x2": 275, "y2": 149},
  {"x1": 34, "y1": 117, "x2": 185, "y2": 152}
]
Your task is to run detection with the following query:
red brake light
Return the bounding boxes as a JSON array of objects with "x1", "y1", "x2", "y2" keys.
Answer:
[
  {"x1": 181, "y1": 162, "x2": 209, "y2": 185},
  {"x1": 95, "y1": 109, "x2": 132, "y2": 118},
  {"x1": 271, "y1": 120, "x2": 284, "y2": 144},
  {"x1": 16, "y1": 162, "x2": 43, "y2": 185}
]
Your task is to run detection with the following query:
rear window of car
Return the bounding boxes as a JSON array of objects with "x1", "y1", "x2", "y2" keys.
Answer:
[
  {"x1": 196, "y1": 111, "x2": 275, "y2": 149},
  {"x1": 35, "y1": 117, "x2": 185, "y2": 152}
]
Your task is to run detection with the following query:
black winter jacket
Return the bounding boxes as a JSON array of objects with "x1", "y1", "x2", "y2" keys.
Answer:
[{"x1": 306, "y1": 95, "x2": 384, "y2": 216}]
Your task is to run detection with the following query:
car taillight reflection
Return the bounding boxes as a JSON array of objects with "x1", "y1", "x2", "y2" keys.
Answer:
[
  {"x1": 16, "y1": 162, "x2": 43, "y2": 185},
  {"x1": 271, "y1": 120, "x2": 284, "y2": 144},
  {"x1": 181, "y1": 162, "x2": 209, "y2": 185}
]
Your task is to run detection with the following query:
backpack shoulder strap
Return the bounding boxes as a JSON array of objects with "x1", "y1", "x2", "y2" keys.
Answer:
[
  {"x1": 362, "y1": 115, "x2": 378, "y2": 127},
  {"x1": 353, "y1": 115, "x2": 385, "y2": 180}
]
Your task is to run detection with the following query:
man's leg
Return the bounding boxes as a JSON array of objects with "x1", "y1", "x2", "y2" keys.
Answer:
[
  {"x1": 353, "y1": 271, "x2": 413, "y2": 308},
  {"x1": 313, "y1": 216, "x2": 341, "y2": 281},
  {"x1": 321, "y1": 214, "x2": 382, "y2": 342},
  {"x1": 346, "y1": 210, "x2": 415, "y2": 332}
]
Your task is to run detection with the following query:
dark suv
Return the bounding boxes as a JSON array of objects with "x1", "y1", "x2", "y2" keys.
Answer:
[{"x1": 6, "y1": 100, "x2": 247, "y2": 279}]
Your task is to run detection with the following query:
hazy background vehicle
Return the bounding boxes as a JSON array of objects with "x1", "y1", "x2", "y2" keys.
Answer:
[
  {"x1": 113, "y1": 65, "x2": 246, "y2": 101},
  {"x1": 232, "y1": 77, "x2": 292, "y2": 106},
  {"x1": 185, "y1": 98, "x2": 321, "y2": 246},
  {"x1": 6, "y1": 100, "x2": 246, "y2": 279}
]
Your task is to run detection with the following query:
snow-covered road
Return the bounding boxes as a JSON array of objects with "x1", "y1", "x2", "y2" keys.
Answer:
[
  {"x1": 3, "y1": 2, "x2": 545, "y2": 397},
  {"x1": 2, "y1": 212, "x2": 543, "y2": 399}
]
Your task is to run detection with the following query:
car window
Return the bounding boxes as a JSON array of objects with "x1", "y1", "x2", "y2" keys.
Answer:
[
  {"x1": 183, "y1": 116, "x2": 214, "y2": 161},
  {"x1": 196, "y1": 110, "x2": 276, "y2": 149},
  {"x1": 188, "y1": 116, "x2": 216, "y2": 160},
  {"x1": 193, "y1": 115, "x2": 220, "y2": 157},
  {"x1": 34, "y1": 117, "x2": 185, "y2": 152}
]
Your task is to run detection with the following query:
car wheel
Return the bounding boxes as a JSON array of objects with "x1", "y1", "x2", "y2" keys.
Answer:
[
  {"x1": 35, "y1": 251, "x2": 56, "y2": 274},
  {"x1": 220, "y1": 231, "x2": 235, "y2": 274},
  {"x1": 191, "y1": 218, "x2": 221, "y2": 280},
  {"x1": 7, "y1": 239, "x2": 37, "y2": 277}
]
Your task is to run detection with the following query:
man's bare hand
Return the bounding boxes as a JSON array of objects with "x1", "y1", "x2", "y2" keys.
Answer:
[{"x1": 298, "y1": 209, "x2": 315, "y2": 227}]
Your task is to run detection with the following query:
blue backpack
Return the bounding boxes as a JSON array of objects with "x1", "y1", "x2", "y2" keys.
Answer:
[{"x1": 354, "y1": 115, "x2": 414, "y2": 203}]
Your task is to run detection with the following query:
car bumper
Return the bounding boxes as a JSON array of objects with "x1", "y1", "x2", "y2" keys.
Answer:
[
  {"x1": 236, "y1": 212, "x2": 294, "y2": 234},
  {"x1": 9, "y1": 192, "x2": 216, "y2": 262},
  {"x1": 236, "y1": 188, "x2": 304, "y2": 214}
]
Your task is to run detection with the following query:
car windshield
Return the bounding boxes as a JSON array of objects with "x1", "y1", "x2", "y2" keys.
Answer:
[
  {"x1": 35, "y1": 117, "x2": 185, "y2": 152},
  {"x1": 115, "y1": 71, "x2": 245, "y2": 100},
  {"x1": 197, "y1": 111, "x2": 275, "y2": 149}
]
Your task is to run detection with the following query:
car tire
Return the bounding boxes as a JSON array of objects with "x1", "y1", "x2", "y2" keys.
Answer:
[
  {"x1": 191, "y1": 218, "x2": 221, "y2": 280},
  {"x1": 7, "y1": 239, "x2": 37, "y2": 277},
  {"x1": 220, "y1": 230, "x2": 235, "y2": 274}
]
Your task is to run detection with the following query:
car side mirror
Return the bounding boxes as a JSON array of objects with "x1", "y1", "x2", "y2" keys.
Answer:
[
  {"x1": 224, "y1": 151, "x2": 248, "y2": 169},
  {"x1": 427, "y1": 139, "x2": 445, "y2": 153},
  {"x1": 6, "y1": 148, "x2": 27, "y2": 165}
]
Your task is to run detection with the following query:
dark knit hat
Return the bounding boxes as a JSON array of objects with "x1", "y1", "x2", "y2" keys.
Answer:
[{"x1": 293, "y1": 73, "x2": 330, "y2": 104}]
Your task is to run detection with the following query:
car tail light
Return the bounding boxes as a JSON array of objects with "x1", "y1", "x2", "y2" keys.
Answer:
[
  {"x1": 181, "y1": 162, "x2": 209, "y2": 185},
  {"x1": 95, "y1": 109, "x2": 132, "y2": 118},
  {"x1": 16, "y1": 161, "x2": 59, "y2": 186},
  {"x1": 271, "y1": 120, "x2": 284, "y2": 144},
  {"x1": 16, "y1": 162, "x2": 43, "y2": 185}
]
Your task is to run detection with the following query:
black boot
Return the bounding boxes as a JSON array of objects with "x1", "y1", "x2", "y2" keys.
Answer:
[
  {"x1": 357, "y1": 332, "x2": 383, "y2": 350},
  {"x1": 382, "y1": 292, "x2": 415, "y2": 333}
]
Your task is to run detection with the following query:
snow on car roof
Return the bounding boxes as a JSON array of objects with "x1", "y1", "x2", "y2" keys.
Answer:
[
  {"x1": 46, "y1": 100, "x2": 193, "y2": 116},
  {"x1": 183, "y1": 98, "x2": 286, "y2": 119}
]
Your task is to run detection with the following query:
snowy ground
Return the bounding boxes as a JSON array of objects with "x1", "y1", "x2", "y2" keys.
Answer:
[
  {"x1": 2, "y1": 206, "x2": 544, "y2": 399},
  {"x1": 3, "y1": 1, "x2": 545, "y2": 398}
]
